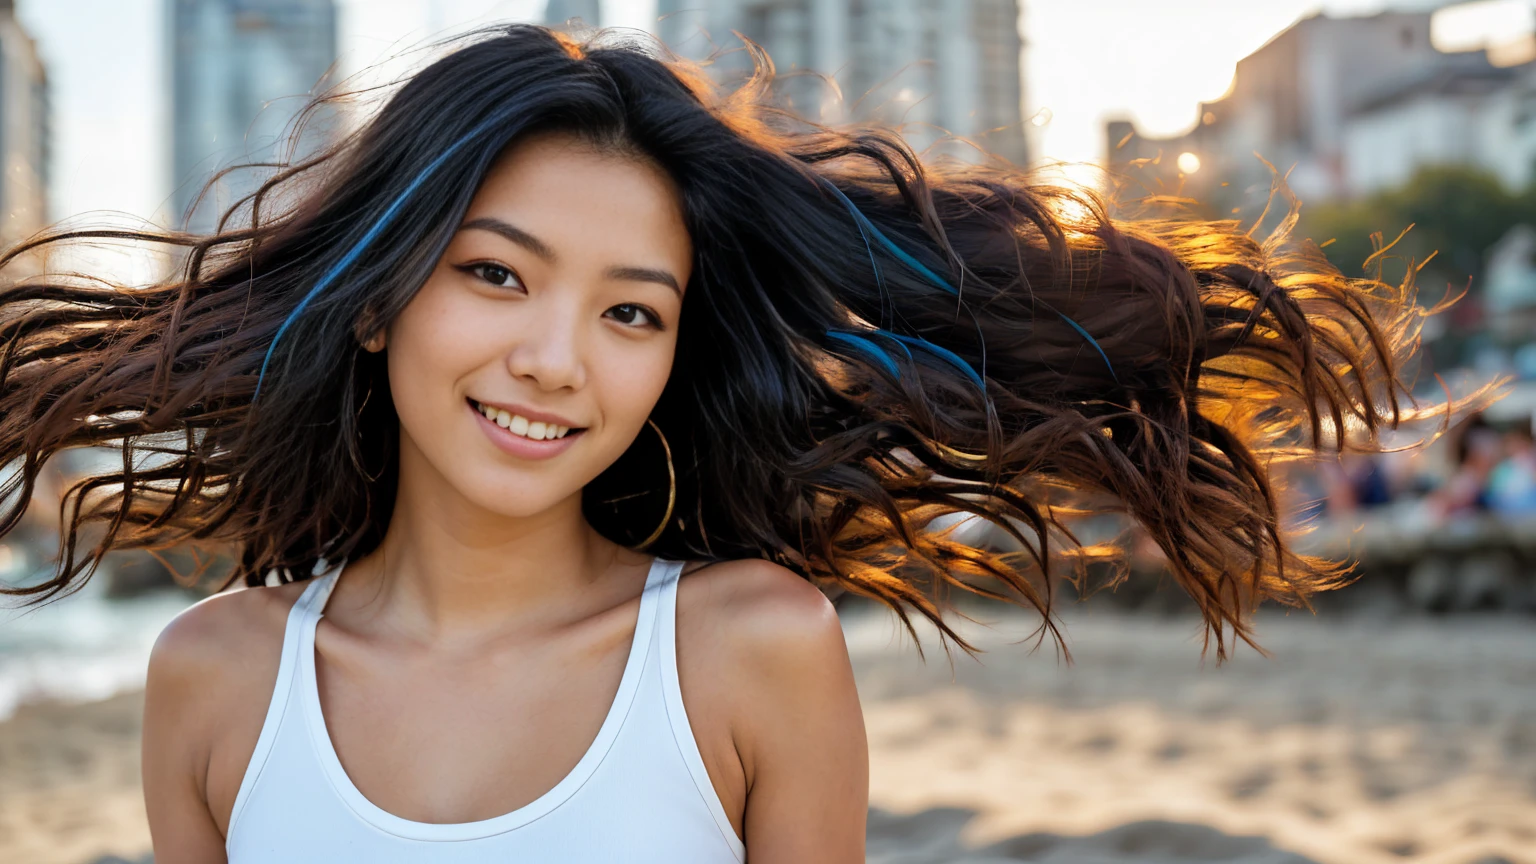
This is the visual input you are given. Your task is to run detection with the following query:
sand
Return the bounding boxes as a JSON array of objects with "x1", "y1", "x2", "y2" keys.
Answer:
[
  {"x1": 0, "y1": 607, "x2": 1531, "y2": 864},
  {"x1": 0, "y1": 692, "x2": 152, "y2": 864},
  {"x1": 852, "y1": 606, "x2": 1536, "y2": 864}
]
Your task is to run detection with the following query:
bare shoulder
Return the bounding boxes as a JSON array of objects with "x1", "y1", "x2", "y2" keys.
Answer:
[
  {"x1": 674, "y1": 558, "x2": 857, "y2": 741},
  {"x1": 144, "y1": 579, "x2": 310, "y2": 780},
  {"x1": 148, "y1": 579, "x2": 308, "y2": 692},
  {"x1": 676, "y1": 558, "x2": 847, "y2": 670},
  {"x1": 675, "y1": 558, "x2": 867, "y2": 855},
  {"x1": 143, "y1": 578, "x2": 314, "y2": 844}
]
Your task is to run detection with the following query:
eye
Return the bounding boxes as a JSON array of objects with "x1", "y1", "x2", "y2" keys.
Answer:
[
  {"x1": 608, "y1": 303, "x2": 664, "y2": 330},
  {"x1": 461, "y1": 262, "x2": 523, "y2": 290}
]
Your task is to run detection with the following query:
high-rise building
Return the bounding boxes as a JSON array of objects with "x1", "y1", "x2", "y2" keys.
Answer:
[
  {"x1": 657, "y1": 0, "x2": 1028, "y2": 166},
  {"x1": 0, "y1": 0, "x2": 48, "y2": 251},
  {"x1": 168, "y1": 0, "x2": 338, "y2": 231}
]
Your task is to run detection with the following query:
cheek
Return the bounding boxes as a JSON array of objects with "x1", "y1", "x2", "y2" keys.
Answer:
[
  {"x1": 383, "y1": 278, "x2": 486, "y2": 416},
  {"x1": 580, "y1": 352, "x2": 674, "y2": 484},
  {"x1": 598, "y1": 350, "x2": 673, "y2": 423}
]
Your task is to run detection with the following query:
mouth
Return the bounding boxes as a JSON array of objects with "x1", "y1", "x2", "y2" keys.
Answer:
[{"x1": 468, "y1": 398, "x2": 586, "y2": 442}]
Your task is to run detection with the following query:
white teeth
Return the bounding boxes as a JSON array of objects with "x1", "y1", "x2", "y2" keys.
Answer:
[{"x1": 474, "y1": 401, "x2": 574, "y2": 441}]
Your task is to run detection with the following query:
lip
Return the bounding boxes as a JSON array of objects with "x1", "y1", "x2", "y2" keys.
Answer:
[
  {"x1": 468, "y1": 398, "x2": 585, "y2": 460},
  {"x1": 470, "y1": 397, "x2": 583, "y2": 430}
]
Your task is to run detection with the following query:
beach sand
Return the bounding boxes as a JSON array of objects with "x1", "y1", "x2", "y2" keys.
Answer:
[
  {"x1": 853, "y1": 606, "x2": 1536, "y2": 864},
  {"x1": 0, "y1": 692, "x2": 151, "y2": 864},
  {"x1": 0, "y1": 607, "x2": 1532, "y2": 864}
]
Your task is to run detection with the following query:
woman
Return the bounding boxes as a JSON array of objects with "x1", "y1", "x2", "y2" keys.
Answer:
[{"x1": 0, "y1": 23, "x2": 1464, "y2": 862}]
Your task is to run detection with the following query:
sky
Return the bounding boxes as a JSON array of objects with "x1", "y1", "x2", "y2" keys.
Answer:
[{"x1": 14, "y1": 0, "x2": 1516, "y2": 226}]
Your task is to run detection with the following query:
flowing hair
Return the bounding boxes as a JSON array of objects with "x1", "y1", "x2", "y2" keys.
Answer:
[{"x1": 0, "y1": 24, "x2": 1484, "y2": 659}]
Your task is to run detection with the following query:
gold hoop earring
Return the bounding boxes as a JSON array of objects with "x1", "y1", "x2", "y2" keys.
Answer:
[{"x1": 636, "y1": 417, "x2": 676, "y2": 551}]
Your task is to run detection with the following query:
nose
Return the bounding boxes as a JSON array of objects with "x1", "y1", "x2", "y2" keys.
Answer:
[{"x1": 505, "y1": 298, "x2": 587, "y2": 392}]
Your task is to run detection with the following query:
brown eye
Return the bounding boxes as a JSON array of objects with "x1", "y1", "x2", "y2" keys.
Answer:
[
  {"x1": 467, "y1": 263, "x2": 521, "y2": 289},
  {"x1": 608, "y1": 303, "x2": 663, "y2": 330}
]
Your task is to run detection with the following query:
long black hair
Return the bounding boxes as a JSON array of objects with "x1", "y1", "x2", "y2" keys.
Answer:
[{"x1": 0, "y1": 24, "x2": 1474, "y2": 658}]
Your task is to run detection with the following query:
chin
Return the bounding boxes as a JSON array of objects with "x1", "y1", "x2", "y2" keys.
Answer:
[
  {"x1": 457, "y1": 477, "x2": 582, "y2": 519},
  {"x1": 468, "y1": 484, "x2": 555, "y2": 516}
]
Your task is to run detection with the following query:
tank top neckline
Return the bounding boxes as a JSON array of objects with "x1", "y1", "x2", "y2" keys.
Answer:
[{"x1": 294, "y1": 555, "x2": 676, "y2": 842}]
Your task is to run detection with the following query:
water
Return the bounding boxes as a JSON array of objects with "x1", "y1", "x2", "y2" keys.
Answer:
[{"x1": 0, "y1": 569, "x2": 195, "y2": 722}]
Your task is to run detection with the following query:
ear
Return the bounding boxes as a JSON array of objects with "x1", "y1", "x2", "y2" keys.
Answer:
[{"x1": 360, "y1": 329, "x2": 386, "y2": 353}]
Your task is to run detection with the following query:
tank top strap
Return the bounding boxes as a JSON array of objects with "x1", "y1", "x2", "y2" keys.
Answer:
[
  {"x1": 644, "y1": 555, "x2": 679, "y2": 623},
  {"x1": 655, "y1": 560, "x2": 747, "y2": 861},
  {"x1": 225, "y1": 563, "x2": 345, "y2": 839},
  {"x1": 305, "y1": 564, "x2": 344, "y2": 619}
]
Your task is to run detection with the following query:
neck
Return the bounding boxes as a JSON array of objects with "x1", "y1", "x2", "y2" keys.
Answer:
[{"x1": 335, "y1": 441, "x2": 650, "y2": 645}]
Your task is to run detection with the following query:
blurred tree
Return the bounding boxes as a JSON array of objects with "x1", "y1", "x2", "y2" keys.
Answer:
[{"x1": 1300, "y1": 165, "x2": 1535, "y2": 365}]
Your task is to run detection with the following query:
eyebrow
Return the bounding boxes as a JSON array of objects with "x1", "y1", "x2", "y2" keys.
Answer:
[{"x1": 459, "y1": 217, "x2": 682, "y2": 296}]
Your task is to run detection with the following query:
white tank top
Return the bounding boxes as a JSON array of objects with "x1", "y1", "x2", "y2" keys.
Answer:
[{"x1": 225, "y1": 556, "x2": 747, "y2": 862}]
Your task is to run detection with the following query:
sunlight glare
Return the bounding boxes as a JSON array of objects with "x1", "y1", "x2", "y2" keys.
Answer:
[{"x1": 1431, "y1": 0, "x2": 1536, "y2": 53}]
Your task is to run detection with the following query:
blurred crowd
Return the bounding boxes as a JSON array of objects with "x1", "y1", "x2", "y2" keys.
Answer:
[{"x1": 1294, "y1": 412, "x2": 1536, "y2": 526}]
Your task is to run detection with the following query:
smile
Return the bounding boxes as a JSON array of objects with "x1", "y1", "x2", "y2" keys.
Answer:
[
  {"x1": 468, "y1": 398, "x2": 587, "y2": 460},
  {"x1": 470, "y1": 398, "x2": 579, "y2": 440}
]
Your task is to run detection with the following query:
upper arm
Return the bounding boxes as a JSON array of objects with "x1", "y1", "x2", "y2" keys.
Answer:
[
  {"x1": 142, "y1": 597, "x2": 235, "y2": 863},
  {"x1": 722, "y1": 562, "x2": 868, "y2": 863},
  {"x1": 142, "y1": 583, "x2": 296, "y2": 864}
]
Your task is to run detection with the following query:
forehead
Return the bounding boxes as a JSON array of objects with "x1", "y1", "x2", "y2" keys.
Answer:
[{"x1": 464, "y1": 132, "x2": 692, "y2": 266}]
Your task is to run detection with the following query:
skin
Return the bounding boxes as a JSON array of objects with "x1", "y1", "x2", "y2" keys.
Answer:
[{"x1": 141, "y1": 130, "x2": 869, "y2": 861}]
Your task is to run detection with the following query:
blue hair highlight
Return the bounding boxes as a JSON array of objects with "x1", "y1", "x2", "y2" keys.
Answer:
[
  {"x1": 834, "y1": 184, "x2": 885, "y2": 295},
  {"x1": 1057, "y1": 312, "x2": 1119, "y2": 385},
  {"x1": 879, "y1": 331, "x2": 985, "y2": 389},
  {"x1": 820, "y1": 180, "x2": 955, "y2": 296},
  {"x1": 825, "y1": 330, "x2": 901, "y2": 379},
  {"x1": 825, "y1": 327, "x2": 987, "y2": 391},
  {"x1": 819, "y1": 176, "x2": 1120, "y2": 385},
  {"x1": 253, "y1": 108, "x2": 522, "y2": 401}
]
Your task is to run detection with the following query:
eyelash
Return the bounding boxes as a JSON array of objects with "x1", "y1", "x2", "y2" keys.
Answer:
[{"x1": 456, "y1": 262, "x2": 665, "y2": 331}]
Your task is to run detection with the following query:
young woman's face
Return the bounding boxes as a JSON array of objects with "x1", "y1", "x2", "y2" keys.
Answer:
[{"x1": 377, "y1": 131, "x2": 693, "y2": 520}]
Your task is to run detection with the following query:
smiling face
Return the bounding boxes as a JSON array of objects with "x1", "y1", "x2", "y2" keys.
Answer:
[{"x1": 373, "y1": 130, "x2": 693, "y2": 521}]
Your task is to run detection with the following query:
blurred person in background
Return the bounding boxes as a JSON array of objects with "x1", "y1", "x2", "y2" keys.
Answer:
[
  {"x1": 1487, "y1": 419, "x2": 1536, "y2": 515},
  {"x1": 1318, "y1": 451, "x2": 1396, "y2": 517},
  {"x1": 0, "y1": 23, "x2": 1484, "y2": 864},
  {"x1": 1428, "y1": 412, "x2": 1502, "y2": 520}
]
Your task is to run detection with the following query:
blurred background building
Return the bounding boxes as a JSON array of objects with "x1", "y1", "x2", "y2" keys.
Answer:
[
  {"x1": 0, "y1": 0, "x2": 47, "y2": 253},
  {"x1": 1108, "y1": 8, "x2": 1536, "y2": 208},
  {"x1": 168, "y1": 0, "x2": 339, "y2": 231},
  {"x1": 656, "y1": 0, "x2": 1028, "y2": 164}
]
